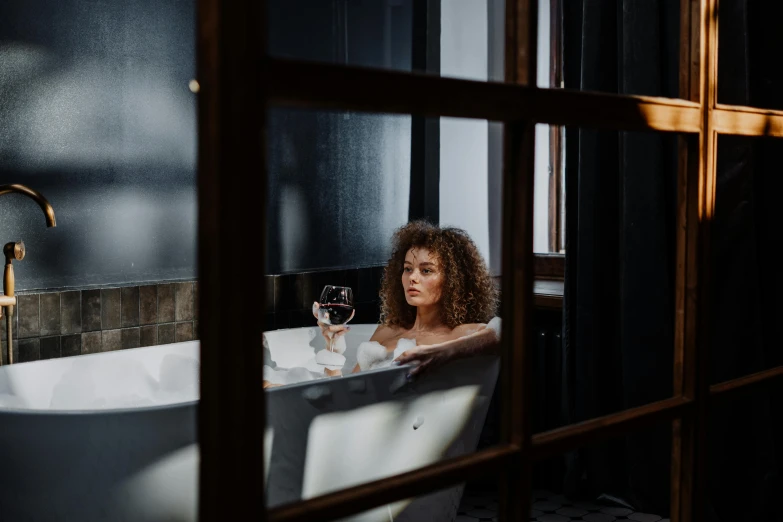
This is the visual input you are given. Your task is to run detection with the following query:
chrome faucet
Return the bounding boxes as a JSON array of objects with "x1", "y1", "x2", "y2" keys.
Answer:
[{"x1": 0, "y1": 184, "x2": 56, "y2": 365}]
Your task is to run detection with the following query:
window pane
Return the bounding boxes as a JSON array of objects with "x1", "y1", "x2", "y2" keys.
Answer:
[
  {"x1": 534, "y1": 127, "x2": 682, "y2": 431},
  {"x1": 0, "y1": 0, "x2": 197, "y2": 290},
  {"x1": 562, "y1": 0, "x2": 682, "y2": 100},
  {"x1": 718, "y1": 1, "x2": 783, "y2": 110},
  {"x1": 267, "y1": 0, "x2": 554, "y2": 85},
  {"x1": 710, "y1": 135, "x2": 783, "y2": 385},
  {"x1": 264, "y1": 111, "x2": 507, "y2": 513},
  {"x1": 266, "y1": 108, "x2": 411, "y2": 275},
  {"x1": 708, "y1": 391, "x2": 782, "y2": 521},
  {"x1": 532, "y1": 429, "x2": 673, "y2": 521},
  {"x1": 459, "y1": 430, "x2": 673, "y2": 521},
  {"x1": 533, "y1": 124, "x2": 565, "y2": 254}
]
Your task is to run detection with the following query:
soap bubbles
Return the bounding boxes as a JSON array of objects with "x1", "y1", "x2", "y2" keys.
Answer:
[{"x1": 48, "y1": 354, "x2": 199, "y2": 411}]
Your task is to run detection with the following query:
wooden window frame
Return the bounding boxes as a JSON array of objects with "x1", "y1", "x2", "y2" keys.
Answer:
[{"x1": 196, "y1": 0, "x2": 783, "y2": 521}]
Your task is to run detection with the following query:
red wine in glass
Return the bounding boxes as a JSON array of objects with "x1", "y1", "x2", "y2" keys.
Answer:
[
  {"x1": 318, "y1": 285, "x2": 354, "y2": 351},
  {"x1": 318, "y1": 286, "x2": 354, "y2": 325}
]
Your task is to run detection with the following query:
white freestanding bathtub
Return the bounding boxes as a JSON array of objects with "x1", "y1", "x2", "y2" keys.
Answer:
[{"x1": 0, "y1": 325, "x2": 499, "y2": 521}]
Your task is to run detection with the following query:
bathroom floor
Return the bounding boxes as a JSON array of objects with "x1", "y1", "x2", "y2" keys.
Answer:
[{"x1": 457, "y1": 490, "x2": 668, "y2": 522}]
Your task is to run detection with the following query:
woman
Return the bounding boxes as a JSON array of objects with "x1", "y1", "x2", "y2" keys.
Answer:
[{"x1": 314, "y1": 221, "x2": 501, "y2": 379}]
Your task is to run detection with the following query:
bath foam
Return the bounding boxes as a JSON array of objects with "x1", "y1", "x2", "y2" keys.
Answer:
[
  {"x1": 47, "y1": 354, "x2": 200, "y2": 411},
  {"x1": 263, "y1": 365, "x2": 324, "y2": 386},
  {"x1": 356, "y1": 338, "x2": 414, "y2": 372},
  {"x1": 314, "y1": 349, "x2": 345, "y2": 367},
  {"x1": 157, "y1": 354, "x2": 200, "y2": 404},
  {"x1": 50, "y1": 356, "x2": 159, "y2": 410},
  {"x1": 486, "y1": 316, "x2": 502, "y2": 340}
]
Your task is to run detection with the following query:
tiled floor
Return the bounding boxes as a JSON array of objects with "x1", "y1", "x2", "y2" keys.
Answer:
[{"x1": 457, "y1": 490, "x2": 669, "y2": 522}]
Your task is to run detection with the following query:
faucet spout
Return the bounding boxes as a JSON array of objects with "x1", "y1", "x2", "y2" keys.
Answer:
[{"x1": 0, "y1": 184, "x2": 56, "y2": 227}]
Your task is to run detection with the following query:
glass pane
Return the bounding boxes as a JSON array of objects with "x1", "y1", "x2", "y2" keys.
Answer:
[
  {"x1": 562, "y1": 0, "x2": 682, "y2": 99},
  {"x1": 535, "y1": 126, "x2": 681, "y2": 431},
  {"x1": 708, "y1": 391, "x2": 782, "y2": 521},
  {"x1": 455, "y1": 429, "x2": 673, "y2": 521},
  {"x1": 264, "y1": 112, "x2": 506, "y2": 512},
  {"x1": 718, "y1": 1, "x2": 783, "y2": 109},
  {"x1": 532, "y1": 429, "x2": 673, "y2": 521},
  {"x1": 533, "y1": 123, "x2": 565, "y2": 254},
  {"x1": 266, "y1": 108, "x2": 411, "y2": 274},
  {"x1": 0, "y1": 0, "x2": 197, "y2": 290},
  {"x1": 267, "y1": 0, "x2": 554, "y2": 85},
  {"x1": 710, "y1": 135, "x2": 783, "y2": 385}
]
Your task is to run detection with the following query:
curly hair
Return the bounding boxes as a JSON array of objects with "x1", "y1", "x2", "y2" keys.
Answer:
[{"x1": 379, "y1": 221, "x2": 498, "y2": 329}]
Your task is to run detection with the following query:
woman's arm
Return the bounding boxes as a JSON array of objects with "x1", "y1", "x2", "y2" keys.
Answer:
[{"x1": 394, "y1": 322, "x2": 501, "y2": 378}]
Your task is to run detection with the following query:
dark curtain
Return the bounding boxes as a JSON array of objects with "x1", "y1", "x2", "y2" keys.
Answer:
[
  {"x1": 704, "y1": 1, "x2": 783, "y2": 521},
  {"x1": 563, "y1": 1, "x2": 783, "y2": 520},
  {"x1": 562, "y1": 0, "x2": 680, "y2": 515}
]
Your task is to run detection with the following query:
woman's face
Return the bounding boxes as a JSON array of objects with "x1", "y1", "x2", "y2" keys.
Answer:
[{"x1": 402, "y1": 247, "x2": 443, "y2": 307}]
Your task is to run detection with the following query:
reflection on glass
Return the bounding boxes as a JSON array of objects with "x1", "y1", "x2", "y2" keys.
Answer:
[
  {"x1": 709, "y1": 392, "x2": 782, "y2": 520},
  {"x1": 718, "y1": 1, "x2": 783, "y2": 110},
  {"x1": 266, "y1": 0, "x2": 554, "y2": 86},
  {"x1": 530, "y1": 429, "x2": 672, "y2": 520},
  {"x1": 550, "y1": 127, "x2": 679, "y2": 429},
  {"x1": 263, "y1": 222, "x2": 503, "y2": 515},
  {"x1": 563, "y1": 1, "x2": 680, "y2": 99},
  {"x1": 711, "y1": 135, "x2": 783, "y2": 384}
]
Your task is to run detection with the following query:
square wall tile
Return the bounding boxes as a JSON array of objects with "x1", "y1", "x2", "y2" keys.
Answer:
[
  {"x1": 40, "y1": 336, "x2": 61, "y2": 360},
  {"x1": 175, "y1": 322, "x2": 193, "y2": 342},
  {"x1": 61, "y1": 291, "x2": 81, "y2": 334},
  {"x1": 81, "y1": 332, "x2": 102, "y2": 354},
  {"x1": 158, "y1": 323, "x2": 175, "y2": 345},
  {"x1": 1, "y1": 340, "x2": 19, "y2": 364},
  {"x1": 40, "y1": 293, "x2": 61, "y2": 336},
  {"x1": 121, "y1": 328, "x2": 140, "y2": 349},
  {"x1": 102, "y1": 329, "x2": 122, "y2": 352},
  {"x1": 61, "y1": 334, "x2": 81, "y2": 357},
  {"x1": 140, "y1": 325, "x2": 157, "y2": 347},
  {"x1": 140, "y1": 285, "x2": 157, "y2": 325},
  {"x1": 276, "y1": 274, "x2": 299, "y2": 312},
  {"x1": 18, "y1": 338, "x2": 40, "y2": 362},
  {"x1": 1, "y1": 307, "x2": 18, "y2": 341},
  {"x1": 121, "y1": 286, "x2": 140, "y2": 327},
  {"x1": 81, "y1": 289, "x2": 101, "y2": 332},
  {"x1": 158, "y1": 284, "x2": 175, "y2": 323},
  {"x1": 17, "y1": 294, "x2": 39, "y2": 338},
  {"x1": 101, "y1": 288, "x2": 121, "y2": 329},
  {"x1": 175, "y1": 282, "x2": 194, "y2": 322},
  {"x1": 265, "y1": 276, "x2": 275, "y2": 314}
]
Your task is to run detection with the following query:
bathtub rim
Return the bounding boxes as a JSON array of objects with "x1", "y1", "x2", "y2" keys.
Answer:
[
  {"x1": 0, "y1": 341, "x2": 201, "y2": 415},
  {"x1": 0, "y1": 324, "x2": 387, "y2": 415}
]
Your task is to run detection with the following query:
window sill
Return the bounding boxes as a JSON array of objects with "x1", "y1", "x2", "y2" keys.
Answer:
[{"x1": 534, "y1": 279, "x2": 563, "y2": 310}]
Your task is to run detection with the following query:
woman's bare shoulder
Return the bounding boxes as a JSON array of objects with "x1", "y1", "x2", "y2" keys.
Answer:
[
  {"x1": 369, "y1": 324, "x2": 402, "y2": 343},
  {"x1": 451, "y1": 323, "x2": 487, "y2": 337}
]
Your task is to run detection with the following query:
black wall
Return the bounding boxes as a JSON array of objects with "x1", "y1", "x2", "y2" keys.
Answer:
[
  {"x1": 266, "y1": 0, "x2": 414, "y2": 275},
  {"x1": 0, "y1": 0, "x2": 197, "y2": 291},
  {"x1": 1, "y1": 0, "x2": 416, "y2": 290}
]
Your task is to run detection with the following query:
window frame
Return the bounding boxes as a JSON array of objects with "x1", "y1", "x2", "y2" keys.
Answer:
[{"x1": 196, "y1": 0, "x2": 783, "y2": 520}]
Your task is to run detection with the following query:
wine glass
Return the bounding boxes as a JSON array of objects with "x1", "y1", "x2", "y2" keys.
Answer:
[{"x1": 318, "y1": 285, "x2": 354, "y2": 352}]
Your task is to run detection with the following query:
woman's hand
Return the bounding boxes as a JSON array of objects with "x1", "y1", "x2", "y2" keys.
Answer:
[
  {"x1": 394, "y1": 327, "x2": 500, "y2": 379},
  {"x1": 394, "y1": 343, "x2": 457, "y2": 378},
  {"x1": 312, "y1": 302, "x2": 354, "y2": 344}
]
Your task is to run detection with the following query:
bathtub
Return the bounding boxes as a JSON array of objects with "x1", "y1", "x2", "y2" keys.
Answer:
[{"x1": 0, "y1": 325, "x2": 499, "y2": 521}]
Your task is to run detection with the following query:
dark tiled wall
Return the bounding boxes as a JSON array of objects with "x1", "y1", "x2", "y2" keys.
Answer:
[
  {"x1": 1, "y1": 266, "x2": 385, "y2": 364},
  {"x1": 2, "y1": 281, "x2": 199, "y2": 364}
]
